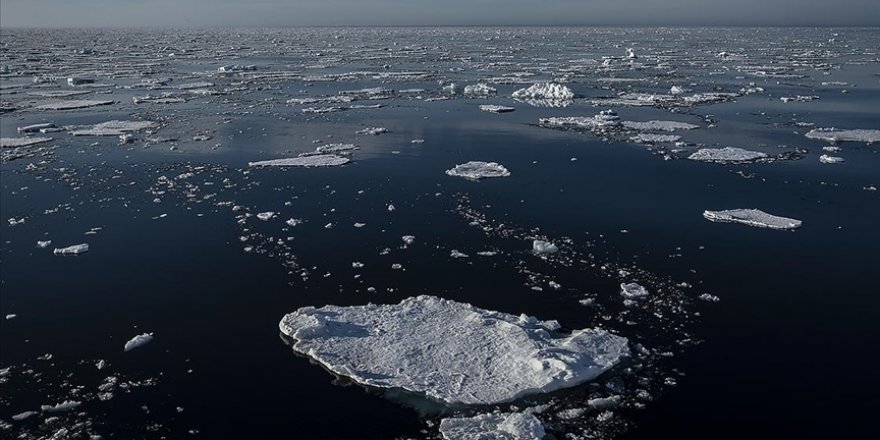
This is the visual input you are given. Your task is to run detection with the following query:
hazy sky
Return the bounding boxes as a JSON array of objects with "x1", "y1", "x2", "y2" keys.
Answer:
[{"x1": 2, "y1": 0, "x2": 879, "y2": 28}]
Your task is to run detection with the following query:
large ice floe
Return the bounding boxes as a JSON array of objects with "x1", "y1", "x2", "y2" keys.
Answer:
[
  {"x1": 703, "y1": 209, "x2": 802, "y2": 230},
  {"x1": 248, "y1": 154, "x2": 350, "y2": 167},
  {"x1": 446, "y1": 161, "x2": 511, "y2": 180},
  {"x1": 805, "y1": 128, "x2": 880, "y2": 143},
  {"x1": 1, "y1": 137, "x2": 53, "y2": 148},
  {"x1": 512, "y1": 82, "x2": 574, "y2": 107},
  {"x1": 688, "y1": 147, "x2": 768, "y2": 163},
  {"x1": 70, "y1": 120, "x2": 157, "y2": 136},
  {"x1": 439, "y1": 412, "x2": 545, "y2": 440},
  {"x1": 279, "y1": 295, "x2": 628, "y2": 405},
  {"x1": 34, "y1": 99, "x2": 114, "y2": 110}
]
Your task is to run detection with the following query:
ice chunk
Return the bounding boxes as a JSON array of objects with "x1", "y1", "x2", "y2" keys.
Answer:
[
  {"x1": 37, "y1": 240, "x2": 52, "y2": 248},
  {"x1": 402, "y1": 235, "x2": 415, "y2": 245},
  {"x1": 356, "y1": 127, "x2": 387, "y2": 135},
  {"x1": 53, "y1": 243, "x2": 89, "y2": 255},
  {"x1": 35, "y1": 99, "x2": 114, "y2": 110},
  {"x1": 819, "y1": 154, "x2": 845, "y2": 164},
  {"x1": 17, "y1": 122, "x2": 56, "y2": 133},
  {"x1": 440, "y1": 412, "x2": 545, "y2": 440},
  {"x1": 620, "y1": 283, "x2": 649, "y2": 299},
  {"x1": 315, "y1": 143, "x2": 359, "y2": 154},
  {"x1": 11, "y1": 410, "x2": 39, "y2": 421},
  {"x1": 532, "y1": 240, "x2": 558, "y2": 254},
  {"x1": 688, "y1": 147, "x2": 768, "y2": 163},
  {"x1": 1, "y1": 137, "x2": 53, "y2": 148},
  {"x1": 480, "y1": 105, "x2": 516, "y2": 113},
  {"x1": 630, "y1": 134, "x2": 681, "y2": 143},
  {"x1": 446, "y1": 161, "x2": 511, "y2": 180},
  {"x1": 620, "y1": 120, "x2": 699, "y2": 131},
  {"x1": 124, "y1": 333, "x2": 154, "y2": 352},
  {"x1": 279, "y1": 295, "x2": 628, "y2": 405},
  {"x1": 41, "y1": 400, "x2": 81, "y2": 413},
  {"x1": 806, "y1": 129, "x2": 880, "y2": 143},
  {"x1": 539, "y1": 110, "x2": 620, "y2": 130},
  {"x1": 249, "y1": 155, "x2": 350, "y2": 167},
  {"x1": 703, "y1": 209, "x2": 802, "y2": 230},
  {"x1": 512, "y1": 82, "x2": 574, "y2": 106},
  {"x1": 256, "y1": 212, "x2": 275, "y2": 221},
  {"x1": 464, "y1": 83, "x2": 497, "y2": 96}
]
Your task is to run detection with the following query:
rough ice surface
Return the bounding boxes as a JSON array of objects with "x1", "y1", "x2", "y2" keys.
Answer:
[
  {"x1": 464, "y1": 83, "x2": 497, "y2": 96},
  {"x1": 248, "y1": 154, "x2": 351, "y2": 167},
  {"x1": 480, "y1": 105, "x2": 516, "y2": 113},
  {"x1": 688, "y1": 147, "x2": 769, "y2": 163},
  {"x1": 35, "y1": 99, "x2": 114, "y2": 110},
  {"x1": 439, "y1": 412, "x2": 545, "y2": 440},
  {"x1": 70, "y1": 120, "x2": 157, "y2": 136},
  {"x1": 40, "y1": 400, "x2": 82, "y2": 413},
  {"x1": 630, "y1": 134, "x2": 681, "y2": 143},
  {"x1": 124, "y1": 333, "x2": 154, "y2": 352},
  {"x1": 356, "y1": 127, "x2": 388, "y2": 135},
  {"x1": 53, "y1": 243, "x2": 89, "y2": 255},
  {"x1": 446, "y1": 161, "x2": 511, "y2": 180},
  {"x1": 703, "y1": 209, "x2": 802, "y2": 230},
  {"x1": 1, "y1": 137, "x2": 53, "y2": 148},
  {"x1": 805, "y1": 128, "x2": 880, "y2": 143},
  {"x1": 620, "y1": 121, "x2": 700, "y2": 131},
  {"x1": 539, "y1": 110, "x2": 621, "y2": 130},
  {"x1": 279, "y1": 295, "x2": 628, "y2": 405},
  {"x1": 819, "y1": 154, "x2": 845, "y2": 164},
  {"x1": 512, "y1": 82, "x2": 574, "y2": 100}
]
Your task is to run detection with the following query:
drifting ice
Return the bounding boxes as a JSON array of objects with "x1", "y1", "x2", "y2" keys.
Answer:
[
  {"x1": 688, "y1": 147, "x2": 768, "y2": 163},
  {"x1": 480, "y1": 105, "x2": 516, "y2": 113},
  {"x1": 805, "y1": 129, "x2": 880, "y2": 143},
  {"x1": 440, "y1": 412, "x2": 545, "y2": 440},
  {"x1": 703, "y1": 209, "x2": 802, "y2": 230},
  {"x1": 446, "y1": 161, "x2": 511, "y2": 180},
  {"x1": 279, "y1": 295, "x2": 628, "y2": 405},
  {"x1": 532, "y1": 240, "x2": 558, "y2": 254},
  {"x1": 35, "y1": 100, "x2": 114, "y2": 110},
  {"x1": 53, "y1": 243, "x2": 89, "y2": 255},
  {"x1": 124, "y1": 333, "x2": 154, "y2": 352},
  {"x1": 248, "y1": 155, "x2": 350, "y2": 167},
  {"x1": 512, "y1": 82, "x2": 574, "y2": 106},
  {"x1": 1, "y1": 137, "x2": 53, "y2": 148}
]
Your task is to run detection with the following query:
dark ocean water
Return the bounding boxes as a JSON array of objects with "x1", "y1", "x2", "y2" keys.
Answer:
[{"x1": 1, "y1": 27, "x2": 878, "y2": 439}]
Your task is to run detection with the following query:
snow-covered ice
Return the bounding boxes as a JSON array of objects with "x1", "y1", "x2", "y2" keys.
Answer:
[
  {"x1": 703, "y1": 209, "x2": 802, "y2": 230},
  {"x1": 446, "y1": 161, "x2": 511, "y2": 180},
  {"x1": 440, "y1": 412, "x2": 545, "y2": 440},
  {"x1": 279, "y1": 295, "x2": 628, "y2": 405},
  {"x1": 249, "y1": 155, "x2": 351, "y2": 167},
  {"x1": 124, "y1": 333, "x2": 154, "y2": 352}
]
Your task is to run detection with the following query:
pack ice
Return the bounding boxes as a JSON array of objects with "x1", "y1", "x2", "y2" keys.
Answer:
[
  {"x1": 703, "y1": 209, "x2": 802, "y2": 230},
  {"x1": 446, "y1": 161, "x2": 511, "y2": 180},
  {"x1": 440, "y1": 412, "x2": 545, "y2": 440},
  {"x1": 279, "y1": 295, "x2": 628, "y2": 405}
]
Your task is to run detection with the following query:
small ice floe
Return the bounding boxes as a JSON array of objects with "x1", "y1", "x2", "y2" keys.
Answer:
[
  {"x1": 248, "y1": 154, "x2": 350, "y2": 167},
  {"x1": 315, "y1": 143, "x2": 359, "y2": 154},
  {"x1": 439, "y1": 412, "x2": 545, "y2": 440},
  {"x1": 626, "y1": 48, "x2": 637, "y2": 59},
  {"x1": 286, "y1": 218, "x2": 303, "y2": 227},
  {"x1": 620, "y1": 283, "x2": 649, "y2": 299},
  {"x1": 70, "y1": 120, "x2": 157, "y2": 136},
  {"x1": 124, "y1": 333, "x2": 154, "y2": 352},
  {"x1": 279, "y1": 295, "x2": 628, "y2": 405},
  {"x1": 669, "y1": 85, "x2": 689, "y2": 95},
  {"x1": 402, "y1": 235, "x2": 416, "y2": 246},
  {"x1": 53, "y1": 243, "x2": 89, "y2": 255},
  {"x1": 11, "y1": 410, "x2": 39, "y2": 421},
  {"x1": 699, "y1": 293, "x2": 721, "y2": 303},
  {"x1": 41, "y1": 400, "x2": 81, "y2": 413},
  {"x1": 35, "y1": 99, "x2": 114, "y2": 110},
  {"x1": 17, "y1": 122, "x2": 56, "y2": 133},
  {"x1": 445, "y1": 161, "x2": 511, "y2": 180},
  {"x1": 532, "y1": 240, "x2": 558, "y2": 254},
  {"x1": 688, "y1": 147, "x2": 768, "y2": 163},
  {"x1": 37, "y1": 239, "x2": 52, "y2": 248},
  {"x1": 630, "y1": 133, "x2": 681, "y2": 144},
  {"x1": 6, "y1": 314, "x2": 17, "y2": 320},
  {"x1": 780, "y1": 95, "x2": 819, "y2": 103},
  {"x1": 450, "y1": 249, "x2": 469, "y2": 258},
  {"x1": 703, "y1": 209, "x2": 802, "y2": 230},
  {"x1": 411, "y1": 139, "x2": 425, "y2": 144},
  {"x1": 256, "y1": 212, "x2": 275, "y2": 221},
  {"x1": 1, "y1": 137, "x2": 53, "y2": 148},
  {"x1": 539, "y1": 109, "x2": 621, "y2": 130},
  {"x1": 806, "y1": 129, "x2": 880, "y2": 144},
  {"x1": 512, "y1": 82, "x2": 574, "y2": 106},
  {"x1": 819, "y1": 154, "x2": 845, "y2": 164},
  {"x1": 464, "y1": 83, "x2": 497, "y2": 96},
  {"x1": 480, "y1": 104, "x2": 516, "y2": 113},
  {"x1": 620, "y1": 120, "x2": 699, "y2": 132},
  {"x1": 356, "y1": 127, "x2": 387, "y2": 135}
]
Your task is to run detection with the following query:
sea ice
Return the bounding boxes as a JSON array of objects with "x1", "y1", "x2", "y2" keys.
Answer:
[
  {"x1": 512, "y1": 82, "x2": 574, "y2": 106},
  {"x1": 703, "y1": 209, "x2": 802, "y2": 230},
  {"x1": 446, "y1": 161, "x2": 511, "y2": 180},
  {"x1": 124, "y1": 333, "x2": 154, "y2": 352},
  {"x1": 279, "y1": 295, "x2": 628, "y2": 405},
  {"x1": 248, "y1": 155, "x2": 351, "y2": 167},
  {"x1": 1, "y1": 137, "x2": 53, "y2": 148},
  {"x1": 532, "y1": 240, "x2": 558, "y2": 254},
  {"x1": 356, "y1": 127, "x2": 388, "y2": 135},
  {"x1": 70, "y1": 120, "x2": 157, "y2": 136},
  {"x1": 256, "y1": 212, "x2": 276, "y2": 221},
  {"x1": 480, "y1": 105, "x2": 516, "y2": 113},
  {"x1": 819, "y1": 154, "x2": 845, "y2": 164},
  {"x1": 464, "y1": 83, "x2": 497, "y2": 96},
  {"x1": 620, "y1": 283, "x2": 649, "y2": 299},
  {"x1": 805, "y1": 129, "x2": 880, "y2": 143},
  {"x1": 35, "y1": 99, "x2": 114, "y2": 110},
  {"x1": 439, "y1": 412, "x2": 545, "y2": 440},
  {"x1": 688, "y1": 147, "x2": 768, "y2": 163},
  {"x1": 630, "y1": 134, "x2": 681, "y2": 143},
  {"x1": 41, "y1": 400, "x2": 81, "y2": 413},
  {"x1": 620, "y1": 121, "x2": 700, "y2": 132},
  {"x1": 53, "y1": 243, "x2": 89, "y2": 255}
]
